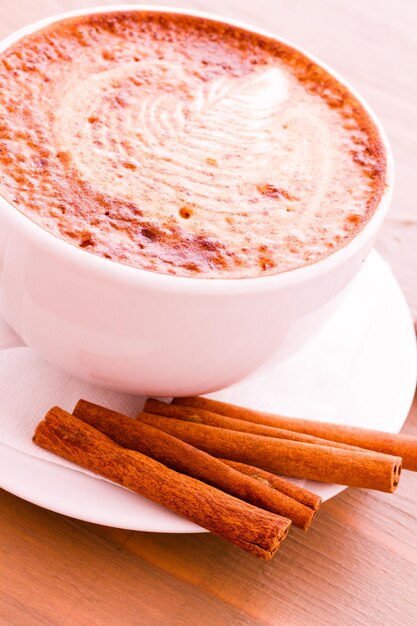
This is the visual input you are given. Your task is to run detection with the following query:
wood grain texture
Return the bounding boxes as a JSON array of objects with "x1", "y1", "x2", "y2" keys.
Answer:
[
  {"x1": 0, "y1": 394, "x2": 416, "y2": 625},
  {"x1": 0, "y1": 1, "x2": 416, "y2": 624}
]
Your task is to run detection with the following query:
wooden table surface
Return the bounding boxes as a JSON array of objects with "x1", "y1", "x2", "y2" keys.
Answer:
[{"x1": 1, "y1": 1, "x2": 416, "y2": 625}]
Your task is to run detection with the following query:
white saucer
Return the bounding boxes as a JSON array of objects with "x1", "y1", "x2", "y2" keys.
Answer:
[{"x1": 0, "y1": 251, "x2": 415, "y2": 533}]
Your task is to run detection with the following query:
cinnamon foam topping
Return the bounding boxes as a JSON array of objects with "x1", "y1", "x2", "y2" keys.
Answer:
[{"x1": 0, "y1": 11, "x2": 386, "y2": 278}]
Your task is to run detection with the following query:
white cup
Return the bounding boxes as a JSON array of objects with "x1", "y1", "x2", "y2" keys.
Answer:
[{"x1": 0, "y1": 6, "x2": 393, "y2": 396}]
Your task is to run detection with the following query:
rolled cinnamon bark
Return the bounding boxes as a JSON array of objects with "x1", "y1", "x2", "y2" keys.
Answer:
[
  {"x1": 220, "y1": 460, "x2": 322, "y2": 511},
  {"x1": 174, "y1": 397, "x2": 417, "y2": 472},
  {"x1": 136, "y1": 412, "x2": 402, "y2": 492},
  {"x1": 73, "y1": 400, "x2": 316, "y2": 529},
  {"x1": 33, "y1": 407, "x2": 291, "y2": 559},
  {"x1": 145, "y1": 399, "x2": 358, "y2": 451}
]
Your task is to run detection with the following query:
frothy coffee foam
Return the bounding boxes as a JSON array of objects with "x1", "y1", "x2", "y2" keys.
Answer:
[{"x1": 0, "y1": 11, "x2": 386, "y2": 278}]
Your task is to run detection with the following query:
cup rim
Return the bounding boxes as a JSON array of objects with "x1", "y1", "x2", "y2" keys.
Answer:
[{"x1": 0, "y1": 4, "x2": 394, "y2": 295}]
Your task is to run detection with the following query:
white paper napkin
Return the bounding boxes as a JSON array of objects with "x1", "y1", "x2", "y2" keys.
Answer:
[{"x1": 0, "y1": 251, "x2": 389, "y2": 481}]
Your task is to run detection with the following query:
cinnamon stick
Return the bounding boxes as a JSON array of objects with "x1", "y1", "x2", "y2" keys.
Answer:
[
  {"x1": 144, "y1": 399, "x2": 359, "y2": 452},
  {"x1": 33, "y1": 407, "x2": 291, "y2": 559},
  {"x1": 136, "y1": 412, "x2": 402, "y2": 492},
  {"x1": 73, "y1": 400, "x2": 316, "y2": 529},
  {"x1": 220, "y1": 460, "x2": 322, "y2": 511},
  {"x1": 173, "y1": 396, "x2": 417, "y2": 472}
]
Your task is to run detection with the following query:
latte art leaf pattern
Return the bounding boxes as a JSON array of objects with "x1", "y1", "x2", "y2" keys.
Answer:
[
  {"x1": 0, "y1": 11, "x2": 386, "y2": 277},
  {"x1": 55, "y1": 65, "x2": 293, "y2": 210}
]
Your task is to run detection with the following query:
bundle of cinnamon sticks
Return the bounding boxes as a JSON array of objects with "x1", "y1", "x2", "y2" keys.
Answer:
[{"x1": 33, "y1": 396, "x2": 417, "y2": 560}]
